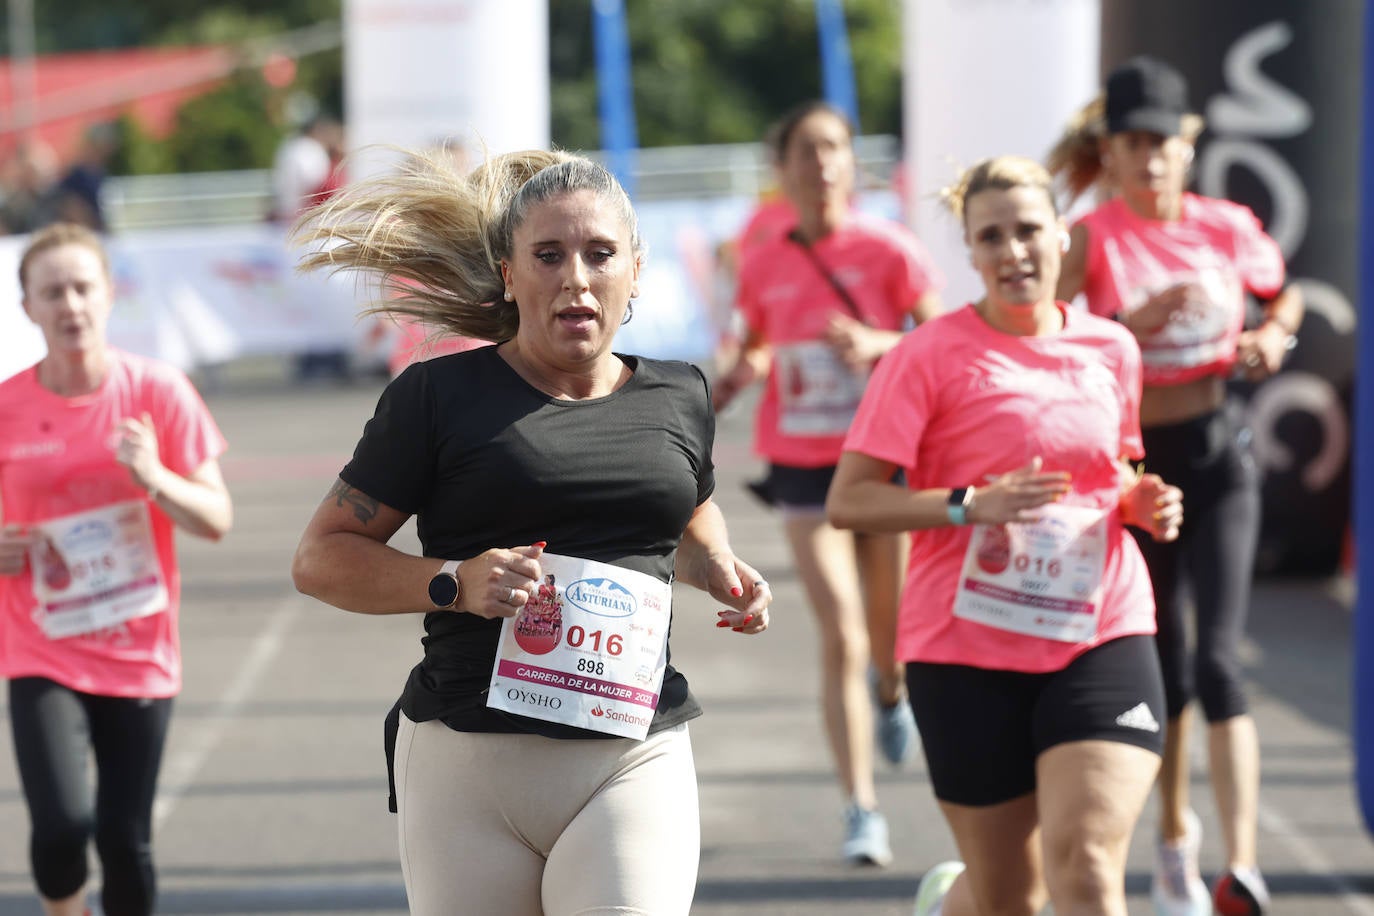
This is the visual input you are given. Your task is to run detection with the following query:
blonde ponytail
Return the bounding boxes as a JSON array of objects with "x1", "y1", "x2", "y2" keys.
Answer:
[{"x1": 294, "y1": 148, "x2": 641, "y2": 343}]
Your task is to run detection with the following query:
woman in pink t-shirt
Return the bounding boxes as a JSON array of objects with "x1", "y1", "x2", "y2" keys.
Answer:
[
  {"x1": 0, "y1": 224, "x2": 232, "y2": 916},
  {"x1": 713, "y1": 100, "x2": 943, "y2": 866},
  {"x1": 1050, "y1": 57, "x2": 1303, "y2": 916},
  {"x1": 828, "y1": 156, "x2": 1183, "y2": 916}
]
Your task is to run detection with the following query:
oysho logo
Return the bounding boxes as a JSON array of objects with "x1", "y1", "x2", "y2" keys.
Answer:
[
  {"x1": 506, "y1": 688, "x2": 563, "y2": 710},
  {"x1": 565, "y1": 578, "x2": 637, "y2": 618}
]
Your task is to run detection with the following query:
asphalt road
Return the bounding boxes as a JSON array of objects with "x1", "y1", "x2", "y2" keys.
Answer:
[{"x1": 1, "y1": 365, "x2": 1369, "y2": 915}]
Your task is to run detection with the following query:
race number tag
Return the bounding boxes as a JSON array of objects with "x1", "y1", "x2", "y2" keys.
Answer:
[
  {"x1": 952, "y1": 504, "x2": 1108, "y2": 643},
  {"x1": 30, "y1": 501, "x2": 169, "y2": 640},
  {"x1": 488, "y1": 552, "x2": 672, "y2": 739},
  {"x1": 774, "y1": 341, "x2": 868, "y2": 436}
]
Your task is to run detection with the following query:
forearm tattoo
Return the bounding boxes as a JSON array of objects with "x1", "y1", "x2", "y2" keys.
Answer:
[{"x1": 326, "y1": 480, "x2": 379, "y2": 525}]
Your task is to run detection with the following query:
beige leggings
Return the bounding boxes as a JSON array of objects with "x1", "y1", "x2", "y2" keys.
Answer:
[{"x1": 395, "y1": 714, "x2": 699, "y2": 916}]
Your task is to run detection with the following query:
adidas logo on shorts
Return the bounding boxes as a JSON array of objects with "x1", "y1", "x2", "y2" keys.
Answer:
[{"x1": 1114, "y1": 701, "x2": 1160, "y2": 733}]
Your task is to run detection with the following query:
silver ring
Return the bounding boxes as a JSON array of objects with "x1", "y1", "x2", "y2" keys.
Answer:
[
  {"x1": 754, "y1": 580, "x2": 768, "y2": 591},
  {"x1": 507, "y1": 587, "x2": 518, "y2": 605}
]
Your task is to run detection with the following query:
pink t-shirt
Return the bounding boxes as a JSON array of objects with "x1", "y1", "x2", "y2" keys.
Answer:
[
  {"x1": 1076, "y1": 193, "x2": 1286, "y2": 386},
  {"x1": 0, "y1": 350, "x2": 227, "y2": 697},
  {"x1": 843, "y1": 304, "x2": 1155, "y2": 673},
  {"x1": 388, "y1": 317, "x2": 491, "y2": 377},
  {"x1": 735, "y1": 215, "x2": 943, "y2": 467}
]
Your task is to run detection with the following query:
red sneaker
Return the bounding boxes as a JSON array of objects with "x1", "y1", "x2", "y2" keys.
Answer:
[{"x1": 1213, "y1": 867, "x2": 1270, "y2": 915}]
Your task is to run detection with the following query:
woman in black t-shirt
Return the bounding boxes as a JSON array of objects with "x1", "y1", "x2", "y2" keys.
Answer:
[{"x1": 291, "y1": 150, "x2": 772, "y2": 916}]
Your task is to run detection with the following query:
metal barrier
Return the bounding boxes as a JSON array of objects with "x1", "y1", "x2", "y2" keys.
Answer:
[{"x1": 102, "y1": 135, "x2": 901, "y2": 231}]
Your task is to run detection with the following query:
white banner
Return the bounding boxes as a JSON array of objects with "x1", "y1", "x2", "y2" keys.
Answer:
[
  {"x1": 903, "y1": 0, "x2": 1101, "y2": 312},
  {"x1": 343, "y1": 0, "x2": 550, "y2": 179}
]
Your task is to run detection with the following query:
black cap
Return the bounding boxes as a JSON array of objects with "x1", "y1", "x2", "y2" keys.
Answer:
[{"x1": 1104, "y1": 56, "x2": 1190, "y2": 136}]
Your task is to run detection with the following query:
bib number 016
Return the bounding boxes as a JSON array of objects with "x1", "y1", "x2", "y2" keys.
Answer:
[{"x1": 565, "y1": 625, "x2": 623, "y2": 656}]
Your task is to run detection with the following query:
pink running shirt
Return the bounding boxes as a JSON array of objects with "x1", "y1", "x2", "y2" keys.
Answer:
[
  {"x1": 388, "y1": 317, "x2": 491, "y2": 377},
  {"x1": 843, "y1": 304, "x2": 1155, "y2": 673},
  {"x1": 735, "y1": 214, "x2": 943, "y2": 467},
  {"x1": 0, "y1": 350, "x2": 228, "y2": 697},
  {"x1": 1075, "y1": 193, "x2": 1286, "y2": 386}
]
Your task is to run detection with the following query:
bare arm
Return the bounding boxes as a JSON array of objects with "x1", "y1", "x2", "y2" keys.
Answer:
[
  {"x1": 827, "y1": 453, "x2": 1074, "y2": 533},
  {"x1": 147, "y1": 458, "x2": 234, "y2": 541},
  {"x1": 291, "y1": 479, "x2": 432, "y2": 615},
  {"x1": 1118, "y1": 460, "x2": 1183, "y2": 542},
  {"x1": 1235, "y1": 282, "x2": 1304, "y2": 381},
  {"x1": 823, "y1": 290, "x2": 942, "y2": 372},
  {"x1": 112, "y1": 412, "x2": 232, "y2": 540},
  {"x1": 711, "y1": 326, "x2": 771, "y2": 412},
  {"x1": 909, "y1": 289, "x2": 944, "y2": 325},
  {"x1": 292, "y1": 478, "x2": 546, "y2": 618},
  {"x1": 674, "y1": 497, "x2": 769, "y2": 633}
]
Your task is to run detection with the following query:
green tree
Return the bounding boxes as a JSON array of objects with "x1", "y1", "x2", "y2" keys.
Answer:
[
  {"x1": 11, "y1": 0, "x2": 902, "y2": 173},
  {"x1": 549, "y1": 0, "x2": 903, "y2": 150}
]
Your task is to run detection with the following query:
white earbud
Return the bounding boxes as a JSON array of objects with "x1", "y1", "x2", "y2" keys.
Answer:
[{"x1": 1059, "y1": 231, "x2": 1071, "y2": 254}]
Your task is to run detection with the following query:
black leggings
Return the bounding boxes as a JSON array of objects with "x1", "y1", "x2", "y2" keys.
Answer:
[
  {"x1": 7, "y1": 677, "x2": 173, "y2": 916},
  {"x1": 1134, "y1": 408, "x2": 1260, "y2": 723}
]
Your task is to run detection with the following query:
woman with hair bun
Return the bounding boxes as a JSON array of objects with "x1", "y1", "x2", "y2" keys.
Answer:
[
  {"x1": 291, "y1": 148, "x2": 772, "y2": 915},
  {"x1": 828, "y1": 155, "x2": 1182, "y2": 916}
]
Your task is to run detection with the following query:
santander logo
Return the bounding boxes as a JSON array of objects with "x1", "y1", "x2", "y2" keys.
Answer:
[
  {"x1": 591, "y1": 705, "x2": 605, "y2": 718},
  {"x1": 565, "y1": 578, "x2": 637, "y2": 618}
]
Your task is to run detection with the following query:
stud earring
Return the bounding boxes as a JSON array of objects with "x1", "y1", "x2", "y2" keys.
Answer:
[
  {"x1": 1059, "y1": 231, "x2": 1071, "y2": 254},
  {"x1": 503, "y1": 289, "x2": 514, "y2": 302}
]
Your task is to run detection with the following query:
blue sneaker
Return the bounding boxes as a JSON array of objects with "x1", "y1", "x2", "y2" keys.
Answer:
[
  {"x1": 876, "y1": 697, "x2": 918, "y2": 766},
  {"x1": 913, "y1": 860, "x2": 965, "y2": 916},
  {"x1": 842, "y1": 803, "x2": 892, "y2": 867}
]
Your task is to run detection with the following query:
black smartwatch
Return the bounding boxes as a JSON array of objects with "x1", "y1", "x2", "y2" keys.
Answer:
[
  {"x1": 946, "y1": 487, "x2": 975, "y2": 525},
  {"x1": 427, "y1": 560, "x2": 462, "y2": 610}
]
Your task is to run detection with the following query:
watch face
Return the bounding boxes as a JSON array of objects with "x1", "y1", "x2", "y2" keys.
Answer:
[{"x1": 428, "y1": 574, "x2": 459, "y2": 609}]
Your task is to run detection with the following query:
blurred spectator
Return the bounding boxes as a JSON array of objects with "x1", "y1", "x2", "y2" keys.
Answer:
[
  {"x1": 0, "y1": 140, "x2": 58, "y2": 235},
  {"x1": 48, "y1": 122, "x2": 119, "y2": 233},
  {"x1": 272, "y1": 114, "x2": 351, "y2": 383},
  {"x1": 270, "y1": 115, "x2": 345, "y2": 222}
]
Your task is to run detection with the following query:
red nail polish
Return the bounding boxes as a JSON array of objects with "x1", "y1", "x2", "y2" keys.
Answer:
[
  {"x1": 716, "y1": 620, "x2": 731, "y2": 628},
  {"x1": 742, "y1": 615, "x2": 754, "y2": 625},
  {"x1": 732, "y1": 626, "x2": 744, "y2": 632},
  {"x1": 533, "y1": 541, "x2": 547, "y2": 549},
  {"x1": 730, "y1": 586, "x2": 743, "y2": 597}
]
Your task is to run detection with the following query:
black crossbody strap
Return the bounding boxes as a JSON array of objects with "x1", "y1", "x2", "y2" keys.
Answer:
[{"x1": 787, "y1": 229, "x2": 865, "y2": 320}]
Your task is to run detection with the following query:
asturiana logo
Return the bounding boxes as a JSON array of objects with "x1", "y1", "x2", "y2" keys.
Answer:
[
  {"x1": 565, "y1": 578, "x2": 637, "y2": 618},
  {"x1": 62, "y1": 520, "x2": 114, "y2": 552}
]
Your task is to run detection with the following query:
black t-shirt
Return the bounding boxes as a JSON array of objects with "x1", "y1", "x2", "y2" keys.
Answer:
[{"x1": 341, "y1": 346, "x2": 715, "y2": 738}]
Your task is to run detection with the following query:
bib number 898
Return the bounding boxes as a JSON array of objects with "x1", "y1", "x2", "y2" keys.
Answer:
[{"x1": 576, "y1": 658, "x2": 605, "y2": 675}]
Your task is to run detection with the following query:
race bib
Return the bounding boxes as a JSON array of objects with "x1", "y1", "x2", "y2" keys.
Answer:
[
  {"x1": 488, "y1": 552, "x2": 672, "y2": 739},
  {"x1": 952, "y1": 504, "x2": 1108, "y2": 643},
  {"x1": 30, "y1": 501, "x2": 169, "y2": 640},
  {"x1": 1127, "y1": 266, "x2": 1243, "y2": 380},
  {"x1": 774, "y1": 341, "x2": 868, "y2": 436}
]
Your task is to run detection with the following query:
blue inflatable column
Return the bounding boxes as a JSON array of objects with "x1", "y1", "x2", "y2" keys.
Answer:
[
  {"x1": 815, "y1": 0, "x2": 860, "y2": 126},
  {"x1": 592, "y1": 0, "x2": 639, "y2": 198},
  {"x1": 1356, "y1": 0, "x2": 1374, "y2": 836}
]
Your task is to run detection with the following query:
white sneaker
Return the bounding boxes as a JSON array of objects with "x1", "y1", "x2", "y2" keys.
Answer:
[
  {"x1": 913, "y1": 860, "x2": 965, "y2": 916},
  {"x1": 1152, "y1": 809, "x2": 1213, "y2": 915},
  {"x1": 841, "y1": 803, "x2": 893, "y2": 867}
]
